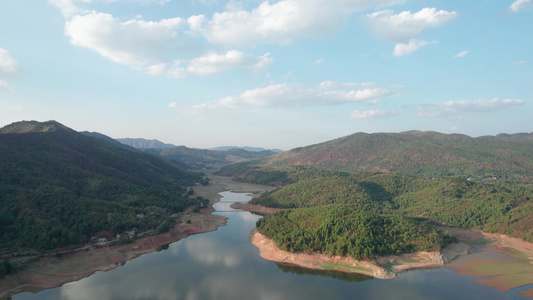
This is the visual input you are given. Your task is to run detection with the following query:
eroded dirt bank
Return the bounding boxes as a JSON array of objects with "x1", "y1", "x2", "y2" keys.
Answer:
[
  {"x1": 243, "y1": 201, "x2": 533, "y2": 295},
  {"x1": 249, "y1": 229, "x2": 471, "y2": 279}
]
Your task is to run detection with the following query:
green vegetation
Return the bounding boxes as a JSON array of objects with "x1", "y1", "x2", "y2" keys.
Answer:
[
  {"x1": 216, "y1": 164, "x2": 349, "y2": 186},
  {"x1": 254, "y1": 131, "x2": 533, "y2": 186},
  {"x1": 0, "y1": 121, "x2": 205, "y2": 252},
  {"x1": 143, "y1": 146, "x2": 277, "y2": 169},
  {"x1": 252, "y1": 172, "x2": 533, "y2": 242},
  {"x1": 0, "y1": 259, "x2": 14, "y2": 278},
  {"x1": 256, "y1": 205, "x2": 455, "y2": 260}
]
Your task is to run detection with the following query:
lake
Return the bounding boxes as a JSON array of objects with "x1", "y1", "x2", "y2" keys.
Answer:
[{"x1": 12, "y1": 191, "x2": 530, "y2": 300}]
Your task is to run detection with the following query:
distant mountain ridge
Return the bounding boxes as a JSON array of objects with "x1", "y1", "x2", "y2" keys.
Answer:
[
  {"x1": 210, "y1": 146, "x2": 284, "y2": 153},
  {"x1": 255, "y1": 130, "x2": 533, "y2": 186},
  {"x1": 117, "y1": 138, "x2": 177, "y2": 149},
  {"x1": 144, "y1": 146, "x2": 277, "y2": 168}
]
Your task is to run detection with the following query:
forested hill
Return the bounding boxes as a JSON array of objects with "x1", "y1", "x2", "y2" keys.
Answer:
[
  {"x1": 0, "y1": 120, "x2": 203, "y2": 251},
  {"x1": 262, "y1": 131, "x2": 533, "y2": 186},
  {"x1": 256, "y1": 205, "x2": 455, "y2": 260},
  {"x1": 251, "y1": 171, "x2": 533, "y2": 242}
]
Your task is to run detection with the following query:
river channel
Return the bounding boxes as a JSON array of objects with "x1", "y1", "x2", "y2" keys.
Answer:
[{"x1": 12, "y1": 191, "x2": 530, "y2": 300}]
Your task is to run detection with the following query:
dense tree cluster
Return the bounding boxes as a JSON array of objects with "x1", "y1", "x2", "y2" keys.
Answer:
[
  {"x1": 251, "y1": 172, "x2": 533, "y2": 242},
  {"x1": 256, "y1": 205, "x2": 455, "y2": 260}
]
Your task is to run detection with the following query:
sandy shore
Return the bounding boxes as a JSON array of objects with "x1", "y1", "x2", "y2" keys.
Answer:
[
  {"x1": 441, "y1": 227, "x2": 533, "y2": 294},
  {"x1": 249, "y1": 228, "x2": 471, "y2": 279}
]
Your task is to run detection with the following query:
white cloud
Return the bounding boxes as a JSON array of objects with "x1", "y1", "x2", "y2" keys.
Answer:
[
  {"x1": 394, "y1": 39, "x2": 434, "y2": 56},
  {"x1": 186, "y1": 50, "x2": 273, "y2": 76},
  {"x1": 180, "y1": 82, "x2": 392, "y2": 113},
  {"x1": 49, "y1": 0, "x2": 170, "y2": 17},
  {"x1": 48, "y1": 0, "x2": 87, "y2": 18},
  {"x1": 0, "y1": 48, "x2": 23, "y2": 91},
  {"x1": 190, "y1": 0, "x2": 405, "y2": 47},
  {"x1": 65, "y1": 12, "x2": 184, "y2": 68},
  {"x1": 365, "y1": 8, "x2": 457, "y2": 43},
  {"x1": 513, "y1": 60, "x2": 527, "y2": 65},
  {"x1": 318, "y1": 81, "x2": 375, "y2": 89},
  {"x1": 350, "y1": 110, "x2": 391, "y2": 119},
  {"x1": 509, "y1": 0, "x2": 533, "y2": 13},
  {"x1": 366, "y1": 7, "x2": 456, "y2": 56},
  {"x1": 417, "y1": 98, "x2": 523, "y2": 117},
  {"x1": 453, "y1": 50, "x2": 469, "y2": 58},
  {"x1": 0, "y1": 80, "x2": 14, "y2": 92},
  {"x1": 64, "y1": 12, "x2": 273, "y2": 78},
  {"x1": 0, "y1": 48, "x2": 21, "y2": 77}
]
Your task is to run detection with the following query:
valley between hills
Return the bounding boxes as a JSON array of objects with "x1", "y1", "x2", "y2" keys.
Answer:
[{"x1": 1, "y1": 120, "x2": 533, "y2": 298}]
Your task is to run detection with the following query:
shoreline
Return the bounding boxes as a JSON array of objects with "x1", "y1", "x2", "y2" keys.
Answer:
[
  {"x1": 0, "y1": 174, "x2": 276, "y2": 299},
  {"x1": 249, "y1": 228, "x2": 471, "y2": 279},
  {"x1": 242, "y1": 203, "x2": 533, "y2": 295},
  {"x1": 0, "y1": 207, "x2": 227, "y2": 299}
]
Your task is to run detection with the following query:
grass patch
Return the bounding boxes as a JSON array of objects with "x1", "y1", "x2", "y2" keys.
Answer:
[
  {"x1": 320, "y1": 263, "x2": 373, "y2": 275},
  {"x1": 381, "y1": 262, "x2": 402, "y2": 272}
]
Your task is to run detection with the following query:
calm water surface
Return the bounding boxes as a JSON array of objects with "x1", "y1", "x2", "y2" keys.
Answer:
[{"x1": 13, "y1": 191, "x2": 530, "y2": 300}]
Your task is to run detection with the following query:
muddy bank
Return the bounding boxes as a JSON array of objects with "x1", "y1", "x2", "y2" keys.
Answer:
[
  {"x1": 249, "y1": 229, "x2": 471, "y2": 279},
  {"x1": 0, "y1": 209, "x2": 227, "y2": 299},
  {"x1": 441, "y1": 227, "x2": 533, "y2": 293}
]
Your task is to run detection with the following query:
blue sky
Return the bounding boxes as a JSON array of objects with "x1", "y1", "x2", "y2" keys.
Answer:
[{"x1": 0, "y1": 0, "x2": 531, "y2": 150}]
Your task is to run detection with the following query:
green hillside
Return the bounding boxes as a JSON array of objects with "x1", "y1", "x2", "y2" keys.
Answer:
[
  {"x1": 143, "y1": 146, "x2": 277, "y2": 168},
  {"x1": 252, "y1": 172, "x2": 533, "y2": 242},
  {"x1": 0, "y1": 121, "x2": 204, "y2": 251},
  {"x1": 256, "y1": 205, "x2": 455, "y2": 259},
  {"x1": 262, "y1": 131, "x2": 533, "y2": 186}
]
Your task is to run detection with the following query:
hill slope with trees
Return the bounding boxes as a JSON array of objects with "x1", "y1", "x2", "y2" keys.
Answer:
[
  {"x1": 261, "y1": 131, "x2": 533, "y2": 186},
  {"x1": 256, "y1": 205, "x2": 455, "y2": 260},
  {"x1": 0, "y1": 121, "x2": 204, "y2": 251},
  {"x1": 251, "y1": 171, "x2": 533, "y2": 242}
]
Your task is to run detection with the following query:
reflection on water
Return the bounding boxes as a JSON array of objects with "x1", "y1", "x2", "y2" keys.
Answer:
[
  {"x1": 12, "y1": 191, "x2": 528, "y2": 300},
  {"x1": 276, "y1": 263, "x2": 373, "y2": 283}
]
